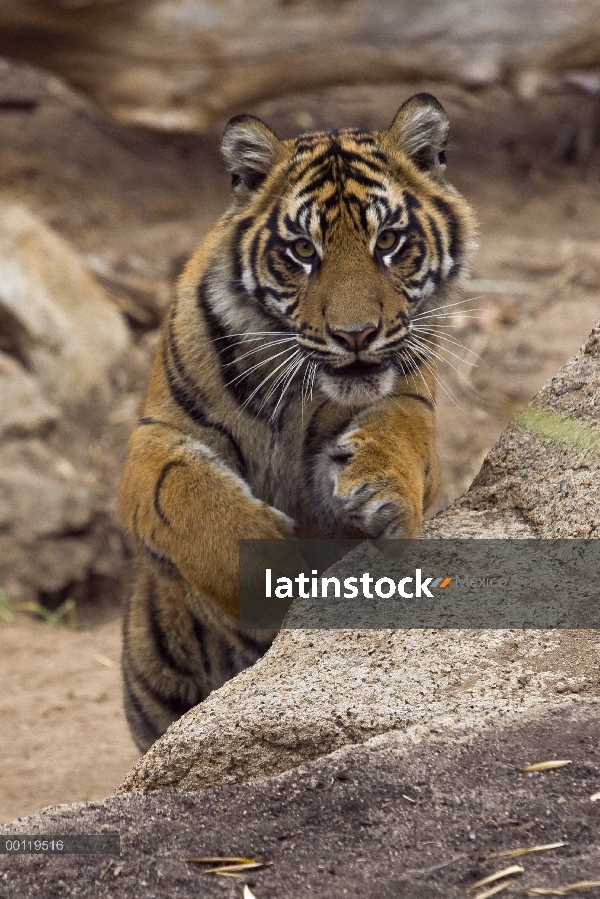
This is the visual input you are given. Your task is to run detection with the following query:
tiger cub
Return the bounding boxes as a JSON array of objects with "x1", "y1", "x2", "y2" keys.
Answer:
[{"x1": 119, "y1": 93, "x2": 477, "y2": 751}]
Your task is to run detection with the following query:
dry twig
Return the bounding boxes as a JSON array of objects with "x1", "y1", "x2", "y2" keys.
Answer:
[
  {"x1": 473, "y1": 883, "x2": 513, "y2": 899},
  {"x1": 488, "y1": 842, "x2": 567, "y2": 859},
  {"x1": 467, "y1": 865, "x2": 525, "y2": 892},
  {"x1": 525, "y1": 882, "x2": 600, "y2": 896},
  {"x1": 522, "y1": 761, "x2": 572, "y2": 773}
]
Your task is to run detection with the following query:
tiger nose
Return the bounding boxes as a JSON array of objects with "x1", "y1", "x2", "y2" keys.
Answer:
[{"x1": 330, "y1": 325, "x2": 379, "y2": 352}]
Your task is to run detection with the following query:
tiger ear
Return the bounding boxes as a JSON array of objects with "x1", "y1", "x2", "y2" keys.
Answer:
[
  {"x1": 388, "y1": 93, "x2": 449, "y2": 178},
  {"x1": 221, "y1": 115, "x2": 281, "y2": 193}
]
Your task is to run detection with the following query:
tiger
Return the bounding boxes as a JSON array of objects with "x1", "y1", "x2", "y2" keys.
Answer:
[{"x1": 118, "y1": 93, "x2": 477, "y2": 751}]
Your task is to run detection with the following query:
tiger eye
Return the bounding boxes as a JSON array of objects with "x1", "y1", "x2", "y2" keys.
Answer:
[
  {"x1": 293, "y1": 238, "x2": 316, "y2": 259},
  {"x1": 375, "y1": 231, "x2": 398, "y2": 250},
  {"x1": 375, "y1": 230, "x2": 398, "y2": 251}
]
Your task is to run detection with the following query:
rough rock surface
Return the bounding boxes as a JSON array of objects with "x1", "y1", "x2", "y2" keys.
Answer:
[
  {"x1": 0, "y1": 200, "x2": 128, "y2": 405},
  {"x1": 117, "y1": 320, "x2": 600, "y2": 795},
  {"x1": 2, "y1": 701, "x2": 599, "y2": 898},
  {"x1": 0, "y1": 56, "x2": 227, "y2": 325},
  {"x1": 0, "y1": 186, "x2": 137, "y2": 605},
  {"x1": 0, "y1": 55, "x2": 225, "y2": 608},
  {"x1": 0, "y1": 354, "x2": 58, "y2": 441},
  {"x1": 425, "y1": 320, "x2": 600, "y2": 539},
  {"x1": 2, "y1": 1, "x2": 600, "y2": 132}
]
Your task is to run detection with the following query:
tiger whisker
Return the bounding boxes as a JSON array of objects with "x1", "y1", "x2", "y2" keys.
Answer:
[
  {"x1": 410, "y1": 330, "x2": 479, "y2": 367},
  {"x1": 394, "y1": 350, "x2": 435, "y2": 406},
  {"x1": 405, "y1": 341, "x2": 465, "y2": 412},
  {"x1": 309, "y1": 360, "x2": 319, "y2": 402},
  {"x1": 406, "y1": 334, "x2": 477, "y2": 388},
  {"x1": 411, "y1": 326, "x2": 483, "y2": 360},
  {"x1": 271, "y1": 356, "x2": 306, "y2": 421},
  {"x1": 300, "y1": 355, "x2": 317, "y2": 422},
  {"x1": 412, "y1": 296, "x2": 483, "y2": 319},
  {"x1": 411, "y1": 318, "x2": 484, "y2": 333},
  {"x1": 256, "y1": 352, "x2": 303, "y2": 415},
  {"x1": 212, "y1": 330, "x2": 295, "y2": 339},
  {"x1": 256, "y1": 356, "x2": 304, "y2": 422},
  {"x1": 224, "y1": 345, "x2": 296, "y2": 388},
  {"x1": 411, "y1": 312, "x2": 485, "y2": 325},
  {"x1": 301, "y1": 358, "x2": 312, "y2": 409},
  {"x1": 222, "y1": 337, "x2": 298, "y2": 366},
  {"x1": 237, "y1": 349, "x2": 301, "y2": 418}
]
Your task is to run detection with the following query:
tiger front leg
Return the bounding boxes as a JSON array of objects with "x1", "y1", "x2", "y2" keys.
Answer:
[
  {"x1": 119, "y1": 425, "x2": 295, "y2": 619},
  {"x1": 326, "y1": 399, "x2": 439, "y2": 539}
]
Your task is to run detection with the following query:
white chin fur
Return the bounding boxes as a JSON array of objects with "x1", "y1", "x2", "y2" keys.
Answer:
[{"x1": 319, "y1": 367, "x2": 396, "y2": 406}]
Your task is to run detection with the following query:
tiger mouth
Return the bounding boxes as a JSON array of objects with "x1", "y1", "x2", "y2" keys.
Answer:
[{"x1": 323, "y1": 359, "x2": 392, "y2": 379}]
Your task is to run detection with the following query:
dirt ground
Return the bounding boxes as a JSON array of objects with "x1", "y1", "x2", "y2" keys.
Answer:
[
  {"x1": 1, "y1": 95, "x2": 600, "y2": 824},
  {"x1": 2, "y1": 700, "x2": 600, "y2": 898}
]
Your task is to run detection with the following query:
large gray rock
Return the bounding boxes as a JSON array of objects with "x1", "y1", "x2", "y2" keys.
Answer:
[
  {"x1": 118, "y1": 320, "x2": 600, "y2": 796},
  {"x1": 0, "y1": 201, "x2": 129, "y2": 406},
  {"x1": 1, "y1": 1, "x2": 600, "y2": 131}
]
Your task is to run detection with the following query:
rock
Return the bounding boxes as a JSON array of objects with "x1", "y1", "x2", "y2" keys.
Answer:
[
  {"x1": 0, "y1": 58, "x2": 213, "y2": 611},
  {"x1": 2, "y1": 701, "x2": 600, "y2": 898},
  {"x1": 0, "y1": 56, "x2": 228, "y2": 324},
  {"x1": 0, "y1": 441, "x2": 93, "y2": 539},
  {"x1": 434, "y1": 318, "x2": 600, "y2": 538},
  {"x1": 0, "y1": 353, "x2": 58, "y2": 440},
  {"x1": 118, "y1": 319, "x2": 600, "y2": 796},
  {"x1": 1, "y1": 1, "x2": 600, "y2": 132},
  {"x1": 0, "y1": 200, "x2": 129, "y2": 406}
]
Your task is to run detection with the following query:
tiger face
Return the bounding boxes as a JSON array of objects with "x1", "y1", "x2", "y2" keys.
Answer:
[{"x1": 219, "y1": 93, "x2": 476, "y2": 408}]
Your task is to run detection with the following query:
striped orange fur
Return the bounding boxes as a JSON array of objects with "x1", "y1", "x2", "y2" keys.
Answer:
[{"x1": 119, "y1": 94, "x2": 477, "y2": 750}]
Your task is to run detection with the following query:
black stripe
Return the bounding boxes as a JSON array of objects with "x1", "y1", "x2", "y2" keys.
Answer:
[
  {"x1": 162, "y1": 320, "x2": 248, "y2": 476},
  {"x1": 430, "y1": 195, "x2": 459, "y2": 272},
  {"x1": 132, "y1": 507, "x2": 179, "y2": 575},
  {"x1": 290, "y1": 149, "x2": 333, "y2": 184},
  {"x1": 283, "y1": 297, "x2": 300, "y2": 316},
  {"x1": 396, "y1": 392, "x2": 435, "y2": 411},
  {"x1": 154, "y1": 459, "x2": 186, "y2": 528},
  {"x1": 344, "y1": 171, "x2": 386, "y2": 191},
  {"x1": 191, "y1": 616, "x2": 212, "y2": 677},
  {"x1": 335, "y1": 146, "x2": 386, "y2": 172},
  {"x1": 142, "y1": 543, "x2": 179, "y2": 577},
  {"x1": 127, "y1": 649, "x2": 196, "y2": 718},
  {"x1": 147, "y1": 577, "x2": 198, "y2": 677},
  {"x1": 122, "y1": 663, "x2": 162, "y2": 749},
  {"x1": 302, "y1": 403, "x2": 357, "y2": 495},
  {"x1": 233, "y1": 629, "x2": 274, "y2": 656},
  {"x1": 231, "y1": 216, "x2": 255, "y2": 287},
  {"x1": 386, "y1": 317, "x2": 409, "y2": 339},
  {"x1": 197, "y1": 279, "x2": 297, "y2": 425},
  {"x1": 424, "y1": 214, "x2": 443, "y2": 289},
  {"x1": 297, "y1": 169, "x2": 336, "y2": 198}
]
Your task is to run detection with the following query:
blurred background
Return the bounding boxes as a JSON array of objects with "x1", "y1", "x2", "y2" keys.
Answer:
[{"x1": 0, "y1": 0, "x2": 599, "y2": 823}]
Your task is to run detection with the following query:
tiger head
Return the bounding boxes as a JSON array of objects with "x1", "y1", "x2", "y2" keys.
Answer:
[{"x1": 218, "y1": 93, "x2": 477, "y2": 407}]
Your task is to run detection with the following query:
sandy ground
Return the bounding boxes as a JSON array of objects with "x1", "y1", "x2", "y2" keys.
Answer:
[
  {"x1": 1, "y1": 142, "x2": 600, "y2": 824},
  {"x1": 0, "y1": 614, "x2": 139, "y2": 824}
]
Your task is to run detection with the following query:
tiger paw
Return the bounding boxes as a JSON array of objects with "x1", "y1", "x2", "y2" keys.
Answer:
[{"x1": 329, "y1": 434, "x2": 424, "y2": 538}]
